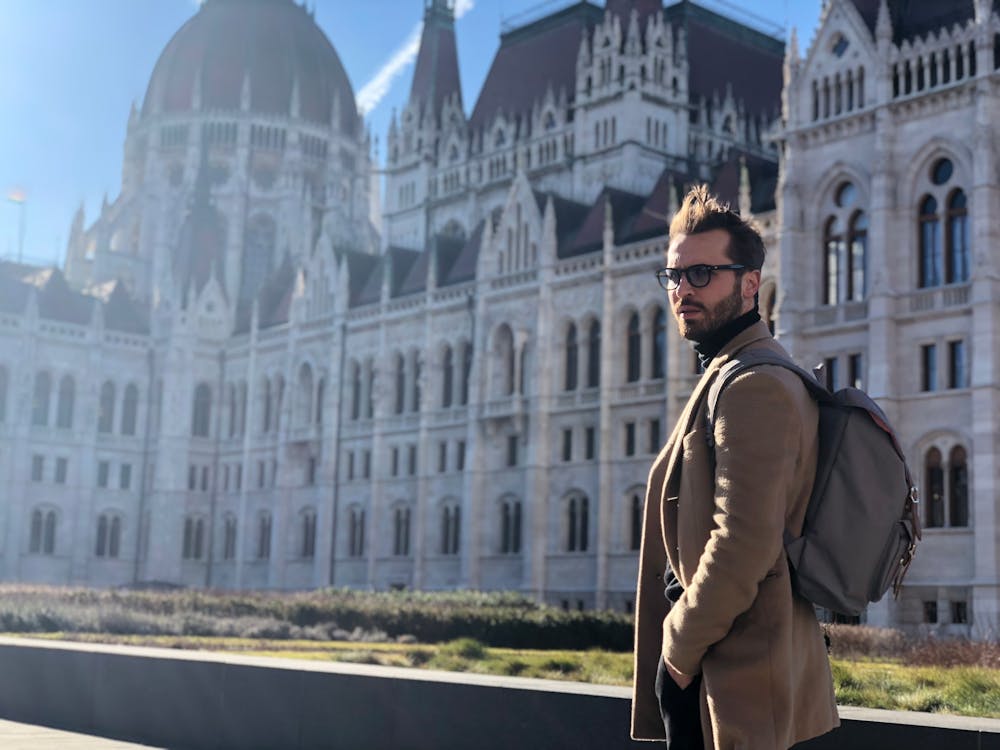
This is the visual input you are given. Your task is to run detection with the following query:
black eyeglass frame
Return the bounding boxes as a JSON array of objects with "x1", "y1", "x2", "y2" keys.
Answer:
[{"x1": 655, "y1": 263, "x2": 746, "y2": 291}]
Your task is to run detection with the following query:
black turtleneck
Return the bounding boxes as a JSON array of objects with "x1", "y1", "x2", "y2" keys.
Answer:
[{"x1": 692, "y1": 309, "x2": 761, "y2": 369}]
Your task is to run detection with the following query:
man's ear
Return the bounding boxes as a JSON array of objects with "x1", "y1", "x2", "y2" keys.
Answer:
[{"x1": 742, "y1": 269, "x2": 761, "y2": 301}]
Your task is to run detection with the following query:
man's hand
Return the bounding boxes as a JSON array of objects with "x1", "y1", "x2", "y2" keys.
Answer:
[{"x1": 664, "y1": 658, "x2": 693, "y2": 690}]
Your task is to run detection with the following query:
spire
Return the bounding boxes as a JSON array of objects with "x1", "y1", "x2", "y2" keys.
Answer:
[
  {"x1": 876, "y1": 0, "x2": 892, "y2": 45},
  {"x1": 739, "y1": 157, "x2": 751, "y2": 217},
  {"x1": 408, "y1": 0, "x2": 463, "y2": 127}
]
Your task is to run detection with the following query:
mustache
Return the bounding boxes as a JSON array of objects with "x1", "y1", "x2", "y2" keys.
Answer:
[{"x1": 676, "y1": 298, "x2": 706, "y2": 311}]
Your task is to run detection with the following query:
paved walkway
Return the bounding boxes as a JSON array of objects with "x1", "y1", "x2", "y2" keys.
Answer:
[{"x1": 0, "y1": 719, "x2": 162, "y2": 749}]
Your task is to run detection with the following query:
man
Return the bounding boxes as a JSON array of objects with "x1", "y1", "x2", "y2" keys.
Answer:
[{"x1": 631, "y1": 186, "x2": 840, "y2": 749}]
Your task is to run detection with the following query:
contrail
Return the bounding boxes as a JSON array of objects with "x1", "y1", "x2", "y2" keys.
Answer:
[{"x1": 357, "y1": 0, "x2": 475, "y2": 116}]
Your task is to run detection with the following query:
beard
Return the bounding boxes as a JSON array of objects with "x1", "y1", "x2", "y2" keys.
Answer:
[{"x1": 674, "y1": 278, "x2": 744, "y2": 342}]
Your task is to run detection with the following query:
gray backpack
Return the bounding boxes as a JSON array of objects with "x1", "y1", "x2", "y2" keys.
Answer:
[{"x1": 707, "y1": 350, "x2": 922, "y2": 617}]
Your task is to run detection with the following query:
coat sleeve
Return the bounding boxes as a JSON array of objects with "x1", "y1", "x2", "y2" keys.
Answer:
[{"x1": 662, "y1": 368, "x2": 804, "y2": 676}]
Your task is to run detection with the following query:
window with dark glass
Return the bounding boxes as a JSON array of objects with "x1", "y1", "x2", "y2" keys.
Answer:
[
  {"x1": 652, "y1": 309, "x2": 666, "y2": 379},
  {"x1": 456, "y1": 441, "x2": 465, "y2": 471},
  {"x1": 587, "y1": 321, "x2": 601, "y2": 388},
  {"x1": 56, "y1": 376, "x2": 75, "y2": 429},
  {"x1": 625, "y1": 422, "x2": 635, "y2": 456},
  {"x1": 921, "y1": 344, "x2": 937, "y2": 391},
  {"x1": 823, "y1": 357, "x2": 838, "y2": 391},
  {"x1": 565, "y1": 324, "x2": 578, "y2": 391},
  {"x1": 394, "y1": 354, "x2": 405, "y2": 414},
  {"x1": 918, "y1": 195, "x2": 942, "y2": 288},
  {"x1": 507, "y1": 435, "x2": 518, "y2": 467},
  {"x1": 33, "y1": 372, "x2": 51, "y2": 427},
  {"x1": 55, "y1": 457, "x2": 68, "y2": 485},
  {"x1": 649, "y1": 419, "x2": 661, "y2": 454},
  {"x1": 442, "y1": 346, "x2": 454, "y2": 408},
  {"x1": 626, "y1": 313, "x2": 641, "y2": 382},
  {"x1": 949, "y1": 446, "x2": 968, "y2": 527},
  {"x1": 848, "y1": 353, "x2": 864, "y2": 390},
  {"x1": 923, "y1": 600, "x2": 938, "y2": 624},
  {"x1": 924, "y1": 447, "x2": 944, "y2": 528},
  {"x1": 948, "y1": 340, "x2": 967, "y2": 389},
  {"x1": 121, "y1": 384, "x2": 139, "y2": 436},
  {"x1": 630, "y1": 493, "x2": 642, "y2": 551},
  {"x1": 945, "y1": 189, "x2": 969, "y2": 284},
  {"x1": 585, "y1": 426, "x2": 596, "y2": 460},
  {"x1": 562, "y1": 429, "x2": 572, "y2": 462},
  {"x1": 97, "y1": 460, "x2": 110, "y2": 488},
  {"x1": 951, "y1": 600, "x2": 968, "y2": 624}
]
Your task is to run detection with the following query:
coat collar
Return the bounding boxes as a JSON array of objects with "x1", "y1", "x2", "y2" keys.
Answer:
[{"x1": 657, "y1": 320, "x2": 775, "y2": 501}]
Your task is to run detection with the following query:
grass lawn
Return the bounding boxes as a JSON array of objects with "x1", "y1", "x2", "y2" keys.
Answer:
[{"x1": 12, "y1": 632, "x2": 1000, "y2": 719}]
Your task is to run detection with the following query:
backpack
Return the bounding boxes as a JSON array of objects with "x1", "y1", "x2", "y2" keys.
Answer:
[{"x1": 706, "y1": 349, "x2": 922, "y2": 617}]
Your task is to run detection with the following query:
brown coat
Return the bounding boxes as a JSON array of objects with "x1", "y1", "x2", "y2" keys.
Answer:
[{"x1": 631, "y1": 322, "x2": 839, "y2": 749}]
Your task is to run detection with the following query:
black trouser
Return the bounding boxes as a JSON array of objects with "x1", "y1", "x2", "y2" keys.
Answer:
[{"x1": 654, "y1": 657, "x2": 704, "y2": 750}]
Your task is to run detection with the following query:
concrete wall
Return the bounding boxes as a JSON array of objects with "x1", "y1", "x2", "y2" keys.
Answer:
[{"x1": 0, "y1": 637, "x2": 998, "y2": 750}]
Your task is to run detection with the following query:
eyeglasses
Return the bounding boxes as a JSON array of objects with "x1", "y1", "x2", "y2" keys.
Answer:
[{"x1": 655, "y1": 263, "x2": 745, "y2": 291}]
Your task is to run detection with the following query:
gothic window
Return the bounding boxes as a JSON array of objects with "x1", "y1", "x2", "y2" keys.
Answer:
[
  {"x1": 30, "y1": 508, "x2": 57, "y2": 555},
  {"x1": 651, "y1": 308, "x2": 666, "y2": 379},
  {"x1": 96, "y1": 513, "x2": 122, "y2": 558},
  {"x1": 500, "y1": 497, "x2": 522, "y2": 554},
  {"x1": 349, "y1": 507, "x2": 366, "y2": 557},
  {"x1": 411, "y1": 351, "x2": 421, "y2": 412},
  {"x1": 587, "y1": 320, "x2": 601, "y2": 388},
  {"x1": 949, "y1": 446, "x2": 969, "y2": 527},
  {"x1": 257, "y1": 512, "x2": 272, "y2": 560},
  {"x1": 393, "y1": 506, "x2": 411, "y2": 556},
  {"x1": 566, "y1": 493, "x2": 589, "y2": 552},
  {"x1": 121, "y1": 383, "x2": 139, "y2": 436},
  {"x1": 461, "y1": 342, "x2": 473, "y2": 405},
  {"x1": 240, "y1": 214, "x2": 276, "y2": 301},
  {"x1": 301, "y1": 508, "x2": 317, "y2": 558},
  {"x1": 924, "y1": 448, "x2": 944, "y2": 528},
  {"x1": 223, "y1": 515, "x2": 237, "y2": 560},
  {"x1": 565, "y1": 323, "x2": 578, "y2": 391},
  {"x1": 350, "y1": 361, "x2": 361, "y2": 420},
  {"x1": 191, "y1": 383, "x2": 212, "y2": 438},
  {"x1": 946, "y1": 189, "x2": 969, "y2": 284},
  {"x1": 394, "y1": 353, "x2": 405, "y2": 414},
  {"x1": 227, "y1": 384, "x2": 237, "y2": 437},
  {"x1": 98, "y1": 381, "x2": 115, "y2": 433},
  {"x1": 626, "y1": 313, "x2": 641, "y2": 383},
  {"x1": 822, "y1": 182, "x2": 867, "y2": 304},
  {"x1": 494, "y1": 325, "x2": 515, "y2": 397},
  {"x1": 442, "y1": 346, "x2": 454, "y2": 408},
  {"x1": 440, "y1": 502, "x2": 460, "y2": 555},
  {"x1": 262, "y1": 378, "x2": 272, "y2": 433},
  {"x1": 297, "y1": 363, "x2": 313, "y2": 427},
  {"x1": 315, "y1": 377, "x2": 325, "y2": 425},
  {"x1": 182, "y1": 516, "x2": 205, "y2": 560},
  {"x1": 918, "y1": 195, "x2": 942, "y2": 288},
  {"x1": 366, "y1": 360, "x2": 375, "y2": 417},
  {"x1": 272, "y1": 377, "x2": 284, "y2": 432},
  {"x1": 32, "y1": 372, "x2": 51, "y2": 427},
  {"x1": 56, "y1": 375, "x2": 75, "y2": 429},
  {"x1": 630, "y1": 491, "x2": 642, "y2": 551}
]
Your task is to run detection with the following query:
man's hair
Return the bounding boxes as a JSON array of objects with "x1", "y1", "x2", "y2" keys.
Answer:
[{"x1": 668, "y1": 184, "x2": 765, "y2": 270}]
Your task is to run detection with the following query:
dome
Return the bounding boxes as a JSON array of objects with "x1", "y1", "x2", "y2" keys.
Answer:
[{"x1": 142, "y1": 0, "x2": 358, "y2": 134}]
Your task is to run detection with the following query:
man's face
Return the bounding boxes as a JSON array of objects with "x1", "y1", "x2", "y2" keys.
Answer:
[{"x1": 664, "y1": 229, "x2": 760, "y2": 342}]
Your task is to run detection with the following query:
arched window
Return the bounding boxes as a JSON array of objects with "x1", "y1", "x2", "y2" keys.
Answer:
[
  {"x1": 924, "y1": 447, "x2": 944, "y2": 528},
  {"x1": 411, "y1": 351, "x2": 421, "y2": 412},
  {"x1": 272, "y1": 377, "x2": 284, "y2": 432},
  {"x1": 261, "y1": 378, "x2": 272, "y2": 433},
  {"x1": 500, "y1": 497, "x2": 522, "y2": 554},
  {"x1": 587, "y1": 321, "x2": 601, "y2": 388},
  {"x1": 98, "y1": 381, "x2": 115, "y2": 433},
  {"x1": 349, "y1": 507, "x2": 366, "y2": 557},
  {"x1": 350, "y1": 362, "x2": 361, "y2": 420},
  {"x1": 223, "y1": 515, "x2": 237, "y2": 560},
  {"x1": 394, "y1": 353, "x2": 405, "y2": 414},
  {"x1": 440, "y1": 503, "x2": 460, "y2": 555},
  {"x1": 393, "y1": 506, "x2": 411, "y2": 556},
  {"x1": 297, "y1": 363, "x2": 313, "y2": 427},
  {"x1": 30, "y1": 509, "x2": 42, "y2": 553},
  {"x1": 566, "y1": 494, "x2": 590, "y2": 552},
  {"x1": 847, "y1": 212, "x2": 868, "y2": 302},
  {"x1": 630, "y1": 492, "x2": 643, "y2": 551},
  {"x1": 946, "y1": 189, "x2": 969, "y2": 284},
  {"x1": 366, "y1": 361, "x2": 375, "y2": 417},
  {"x1": 651, "y1": 309, "x2": 666, "y2": 379},
  {"x1": 315, "y1": 377, "x2": 325, "y2": 425},
  {"x1": 43, "y1": 510, "x2": 56, "y2": 555},
  {"x1": 227, "y1": 384, "x2": 237, "y2": 437},
  {"x1": 626, "y1": 313, "x2": 641, "y2": 383},
  {"x1": 33, "y1": 372, "x2": 52, "y2": 427},
  {"x1": 949, "y1": 446, "x2": 969, "y2": 527},
  {"x1": 442, "y1": 346, "x2": 454, "y2": 408},
  {"x1": 121, "y1": 384, "x2": 139, "y2": 436},
  {"x1": 823, "y1": 217, "x2": 843, "y2": 305},
  {"x1": 461, "y1": 342, "x2": 473, "y2": 405},
  {"x1": 0, "y1": 365, "x2": 7, "y2": 422},
  {"x1": 301, "y1": 508, "x2": 317, "y2": 558},
  {"x1": 191, "y1": 383, "x2": 212, "y2": 438},
  {"x1": 96, "y1": 513, "x2": 122, "y2": 558},
  {"x1": 918, "y1": 195, "x2": 942, "y2": 288},
  {"x1": 565, "y1": 323, "x2": 578, "y2": 391},
  {"x1": 494, "y1": 326, "x2": 515, "y2": 397},
  {"x1": 56, "y1": 375, "x2": 75, "y2": 429},
  {"x1": 257, "y1": 513, "x2": 272, "y2": 559}
]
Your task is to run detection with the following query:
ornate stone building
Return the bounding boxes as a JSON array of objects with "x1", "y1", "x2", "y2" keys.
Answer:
[
  {"x1": 778, "y1": 0, "x2": 1000, "y2": 635},
  {"x1": 0, "y1": 0, "x2": 781, "y2": 611}
]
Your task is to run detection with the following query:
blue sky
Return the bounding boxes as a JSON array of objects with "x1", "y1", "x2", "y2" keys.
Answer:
[{"x1": 0, "y1": 0, "x2": 821, "y2": 267}]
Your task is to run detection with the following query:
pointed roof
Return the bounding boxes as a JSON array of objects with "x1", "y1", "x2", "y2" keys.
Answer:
[
  {"x1": 563, "y1": 187, "x2": 646, "y2": 257},
  {"x1": 664, "y1": 1, "x2": 784, "y2": 119},
  {"x1": 443, "y1": 220, "x2": 486, "y2": 285},
  {"x1": 470, "y1": 2, "x2": 603, "y2": 131},
  {"x1": 849, "y1": 0, "x2": 991, "y2": 44},
  {"x1": 708, "y1": 151, "x2": 778, "y2": 215},
  {"x1": 409, "y1": 0, "x2": 463, "y2": 124},
  {"x1": 626, "y1": 167, "x2": 679, "y2": 243}
]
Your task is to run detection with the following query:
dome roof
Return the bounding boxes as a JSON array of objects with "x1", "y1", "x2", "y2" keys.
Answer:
[{"x1": 142, "y1": 0, "x2": 357, "y2": 134}]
